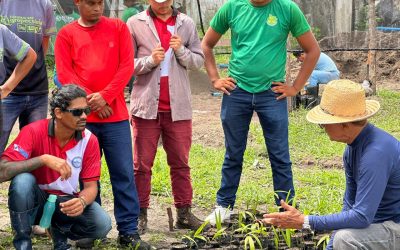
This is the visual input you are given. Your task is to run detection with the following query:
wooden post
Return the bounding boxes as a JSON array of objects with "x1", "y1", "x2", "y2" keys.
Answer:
[
  {"x1": 286, "y1": 38, "x2": 294, "y2": 112},
  {"x1": 368, "y1": 0, "x2": 377, "y2": 94}
]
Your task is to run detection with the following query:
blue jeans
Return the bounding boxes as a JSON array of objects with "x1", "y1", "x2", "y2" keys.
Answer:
[
  {"x1": 308, "y1": 70, "x2": 340, "y2": 87},
  {"x1": 0, "y1": 94, "x2": 48, "y2": 154},
  {"x1": 8, "y1": 173, "x2": 111, "y2": 250},
  {"x1": 216, "y1": 87, "x2": 294, "y2": 207},
  {"x1": 86, "y1": 120, "x2": 140, "y2": 235}
]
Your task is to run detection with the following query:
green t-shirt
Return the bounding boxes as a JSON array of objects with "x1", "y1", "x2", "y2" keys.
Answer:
[
  {"x1": 122, "y1": 7, "x2": 140, "y2": 23},
  {"x1": 210, "y1": 0, "x2": 310, "y2": 93}
]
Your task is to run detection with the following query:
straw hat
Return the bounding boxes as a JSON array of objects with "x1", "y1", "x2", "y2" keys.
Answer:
[{"x1": 306, "y1": 79, "x2": 380, "y2": 124}]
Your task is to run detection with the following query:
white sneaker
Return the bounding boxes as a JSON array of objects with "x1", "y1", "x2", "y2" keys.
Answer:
[{"x1": 205, "y1": 205, "x2": 232, "y2": 226}]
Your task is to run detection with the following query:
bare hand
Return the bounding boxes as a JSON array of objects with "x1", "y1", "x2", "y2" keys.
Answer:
[
  {"x1": 87, "y1": 93, "x2": 107, "y2": 112},
  {"x1": 212, "y1": 78, "x2": 237, "y2": 95},
  {"x1": 97, "y1": 105, "x2": 113, "y2": 119},
  {"x1": 271, "y1": 82, "x2": 299, "y2": 100},
  {"x1": 262, "y1": 200, "x2": 304, "y2": 229},
  {"x1": 60, "y1": 198, "x2": 85, "y2": 217},
  {"x1": 41, "y1": 155, "x2": 72, "y2": 180},
  {"x1": 152, "y1": 43, "x2": 165, "y2": 65},
  {"x1": 170, "y1": 35, "x2": 182, "y2": 52},
  {"x1": 0, "y1": 86, "x2": 11, "y2": 99}
]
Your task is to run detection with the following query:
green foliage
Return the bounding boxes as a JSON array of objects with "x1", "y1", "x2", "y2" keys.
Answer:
[{"x1": 317, "y1": 234, "x2": 331, "y2": 249}]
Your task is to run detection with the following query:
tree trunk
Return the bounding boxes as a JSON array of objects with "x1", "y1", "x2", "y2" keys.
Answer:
[{"x1": 368, "y1": 0, "x2": 377, "y2": 94}]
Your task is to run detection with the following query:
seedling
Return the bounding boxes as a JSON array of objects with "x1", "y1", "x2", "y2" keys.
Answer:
[
  {"x1": 244, "y1": 233, "x2": 262, "y2": 250},
  {"x1": 317, "y1": 234, "x2": 330, "y2": 249}
]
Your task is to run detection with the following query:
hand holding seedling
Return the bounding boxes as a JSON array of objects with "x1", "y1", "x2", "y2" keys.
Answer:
[
  {"x1": 212, "y1": 78, "x2": 236, "y2": 95},
  {"x1": 271, "y1": 82, "x2": 300, "y2": 100},
  {"x1": 60, "y1": 198, "x2": 85, "y2": 217},
  {"x1": 262, "y1": 200, "x2": 304, "y2": 229}
]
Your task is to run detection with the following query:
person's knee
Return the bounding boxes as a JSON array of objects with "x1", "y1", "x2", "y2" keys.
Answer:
[
  {"x1": 91, "y1": 205, "x2": 112, "y2": 238},
  {"x1": 9, "y1": 173, "x2": 37, "y2": 211},
  {"x1": 9, "y1": 173, "x2": 36, "y2": 196},
  {"x1": 333, "y1": 229, "x2": 356, "y2": 249}
]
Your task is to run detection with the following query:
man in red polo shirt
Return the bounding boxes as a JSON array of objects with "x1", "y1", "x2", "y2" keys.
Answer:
[{"x1": 0, "y1": 85, "x2": 111, "y2": 250}]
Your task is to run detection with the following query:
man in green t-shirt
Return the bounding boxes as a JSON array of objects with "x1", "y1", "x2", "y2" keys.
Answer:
[{"x1": 202, "y1": 0, "x2": 320, "y2": 225}]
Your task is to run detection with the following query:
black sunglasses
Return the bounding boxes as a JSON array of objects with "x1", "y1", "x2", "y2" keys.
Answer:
[{"x1": 64, "y1": 107, "x2": 91, "y2": 117}]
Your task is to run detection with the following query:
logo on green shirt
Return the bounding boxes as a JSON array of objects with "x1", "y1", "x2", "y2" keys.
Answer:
[{"x1": 266, "y1": 14, "x2": 278, "y2": 26}]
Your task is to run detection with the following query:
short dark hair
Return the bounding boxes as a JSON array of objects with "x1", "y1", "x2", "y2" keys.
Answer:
[
  {"x1": 292, "y1": 50, "x2": 304, "y2": 58},
  {"x1": 49, "y1": 84, "x2": 87, "y2": 118}
]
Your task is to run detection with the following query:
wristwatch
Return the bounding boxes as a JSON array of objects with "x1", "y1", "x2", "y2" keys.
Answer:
[{"x1": 302, "y1": 215, "x2": 311, "y2": 230}]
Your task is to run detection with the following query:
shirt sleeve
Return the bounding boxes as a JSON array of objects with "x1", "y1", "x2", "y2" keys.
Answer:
[
  {"x1": 44, "y1": 0, "x2": 57, "y2": 36},
  {"x1": 1, "y1": 125, "x2": 35, "y2": 161},
  {"x1": 342, "y1": 150, "x2": 356, "y2": 212},
  {"x1": 80, "y1": 133, "x2": 101, "y2": 182},
  {"x1": 1, "y1": 25, "x2": 30, "y2": 62},
  {"x1": 209, "y1": 1, "x2": 231, "y2": 35},
  {"x1": 289, "y1": 1, "x2": 311, "y2": 38},
  {"x1": 309, "y1": 146, "x2": 391, "y2": 231}
]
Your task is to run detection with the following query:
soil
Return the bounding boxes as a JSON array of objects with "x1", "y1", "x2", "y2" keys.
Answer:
[{"x1": 0, "y1": 50, "x2": 399, "y2": 249}]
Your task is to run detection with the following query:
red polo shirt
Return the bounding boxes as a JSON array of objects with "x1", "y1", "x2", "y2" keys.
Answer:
[{"x1": 1, "y1": 119, "x2": 101, "y2": 196}]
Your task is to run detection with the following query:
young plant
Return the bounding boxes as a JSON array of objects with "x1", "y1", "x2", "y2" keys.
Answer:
[
  {"x1": 212, "y1": 212, "x2": 227, "y2": 240},
  {"x1": 238, "y1": 210, "x2": 256, "y2": 226},
  {"x1": 317, "y1": 234, "x2": 331, "y2": 249},
  {"x1": 244, "y1": 233, "x2": 262, "y2": 250},
  {"x1": 182, "y1": 220, "x2": 210, "y2": 248},
  {"x1": 270, "y1": 225, "x2": 280, "y2": 249},
  {"x1": 281, "y1": 228, "x2": 295, "y2": 248}
]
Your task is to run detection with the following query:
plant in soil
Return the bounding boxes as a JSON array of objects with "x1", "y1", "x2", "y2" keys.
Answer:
[
  {"x1": 317, "y1": 233, "x2": 330, "y2": 249},
  {"x1": 244, "y1": 232, "x2": 262, "y2": 250},
  {"x1": 182, "y1": 220, "x2": 209, "y2": 248}
]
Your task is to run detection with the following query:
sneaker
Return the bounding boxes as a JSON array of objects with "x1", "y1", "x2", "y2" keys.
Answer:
[
  {"x1": 118, "y1": 233, "x2": 152, "y2": 250},
  {"x1": 205, "y1": 205, "x2": 232, "y2": 226},
  {"x1": 175, "y1": 206, "x2": 205, "y2": 230},
  {"x1": 138, "y1": 208, "x2": 148, "y2": 235}
]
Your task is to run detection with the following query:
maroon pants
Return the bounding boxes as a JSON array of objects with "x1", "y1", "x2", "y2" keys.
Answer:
[{"x1": 132, "y1": 112, "x2": 193, "y2": 208}]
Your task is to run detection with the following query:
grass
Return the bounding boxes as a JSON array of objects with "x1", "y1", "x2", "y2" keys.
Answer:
[{"x1": 143, "y1": 89, "x2": 400, "y2": 215}]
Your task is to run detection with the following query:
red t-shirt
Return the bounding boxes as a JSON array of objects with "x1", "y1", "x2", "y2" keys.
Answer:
[
  {"x1": 55, "y1": 17, "x2": 134, "y2": 123},
  {"x1": 152, "y1": 14, "x2": 176, "y2": 111},
  {"x1": 1, "y1": 119, "x2": 101, "y2": 196}
]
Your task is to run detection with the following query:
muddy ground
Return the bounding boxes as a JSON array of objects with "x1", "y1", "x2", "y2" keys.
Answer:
[{"x1": 0, "y1": 51, "x2": 399, "y2": 249}]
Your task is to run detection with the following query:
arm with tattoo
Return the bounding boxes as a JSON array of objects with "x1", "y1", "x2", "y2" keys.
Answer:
[
  {"x1": 0, "y1": 157, "x2": 44, "y2": 183},
  {"x1": 0, "y1": 154, "x2": 72, "y2": 183}
]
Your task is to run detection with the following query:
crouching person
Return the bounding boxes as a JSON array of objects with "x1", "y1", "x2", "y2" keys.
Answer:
[
  {"x1": 0, "y1": 85, "x2": 111, "y2": 250},
  {"x1": 263, "y1": 80, "x2": 400, "y2": 249}
]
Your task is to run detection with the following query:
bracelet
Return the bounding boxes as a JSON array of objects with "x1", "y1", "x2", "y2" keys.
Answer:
[{"x1": 78, "y1": 196, "x2": 87, "y2": 209}]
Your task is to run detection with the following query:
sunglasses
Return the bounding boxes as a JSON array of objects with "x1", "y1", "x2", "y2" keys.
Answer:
[{"x1": 64, "y1": 107, "x2": 91, "y2": 117}]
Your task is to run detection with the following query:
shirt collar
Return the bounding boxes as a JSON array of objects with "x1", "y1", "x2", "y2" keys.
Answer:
[{"x1": 48, "y1": 118, "x2": 83, "y2": 141}]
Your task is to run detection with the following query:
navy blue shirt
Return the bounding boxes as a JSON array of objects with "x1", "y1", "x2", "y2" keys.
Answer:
[{"x1": 310, "y1": 124, "x2": 400, "y2": 230}]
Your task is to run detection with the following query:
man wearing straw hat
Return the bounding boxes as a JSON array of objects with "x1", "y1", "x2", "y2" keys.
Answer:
[{"x1": 263, "y1": 79, "x2": 400, "y2": 249}]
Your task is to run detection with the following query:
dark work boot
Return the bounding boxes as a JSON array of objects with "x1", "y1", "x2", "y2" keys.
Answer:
[
  {"x1": 175, "y1": 207, "x2": 205, "y2": 230},
  {"x1": 118, "y1": 233, "x2": 152, "y2": 250},
  {"x1": 138, "y1": 208, "x2": 148, "y2": 235}
]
